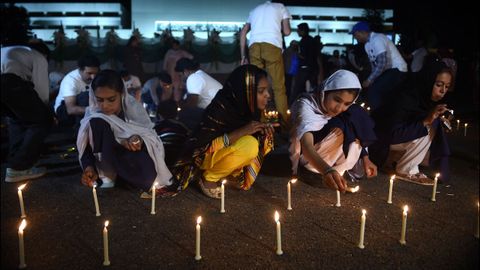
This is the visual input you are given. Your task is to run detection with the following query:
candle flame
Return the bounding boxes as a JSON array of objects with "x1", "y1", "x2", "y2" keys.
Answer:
[
  {"x1": 351, "y1": 186, "x2": 360, "y2": 193},
  {"x1": 104, "y1": 221, "x2": 109, "y2": 227},
  {"x1": 274, "y1": 211, "x2": 280, "y2": 222},
  {"x1": 390, "y1": 175, "x2": 395, "y2": 181},
  {"x1": 457, "y1": 119, "x2": 460, "y2": 123},
  {"x1": 435, "y1": 173, "x2": 440, "y2": 180},
  {"x1": 222, "y1": 179, "x2": 226, "y2": 185},
  {"x1": 177, "y1": 107, "x2": 181, "y2": 112},
  {"x1": 367, "y1": 107, "x2": 371, "y2": 111},
  {"x1": 403, "y1": 205, "x2": 409, "y2": 213},
  {"x1": 362, "y1": 209, "x2": 366, "y2": 215},
  {"x1": 19, "y1": 219, "x2": 27, "y2": 231},
  {"x1": 465, "y1": 123, "x2": 468, "y2": 127},
  {"x1": 287, "y1": 109, "x2": 291, "y2": 115},
  {"x1": 93, "y1": 183, "x2": 97, "y2": 188},
  {"x1": 290, "y1": 178, "x2": 297, "y2": 184},
  {"x1": 18, "y1": 183, "x2": 27, "y2": 191},
  {"x1": 360, "y1": 102, "x2": 365, "y2": 107},
  {"x1": 197, "y1": 216, "x2": 202, "y2": 224},
  {"x1": 153, "y1": 182, "x2": 158, "y2": 187}
]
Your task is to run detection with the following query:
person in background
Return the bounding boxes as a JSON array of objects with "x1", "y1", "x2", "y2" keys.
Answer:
[
  {"x1": 54, "y1": 54, "x2": 100, "y2": 127},
  {"x1": 163, "y1": 39, "x2": 193, "y2": 102},
  {"x1": 123, "y1": 35, "x2": 146, "y2": 83},
  {"x1": 283, "y1": 40, "x2": 299, "y2": 103},
  {"x1": 240, "y1": 1, "x2": 291, "y2": 128},
  {"x1": 141, "y1": 72, "x2": 173, "y2": 114},
  {"x1": 120, "y1": 69, "x2": 142, "y2": 102},
  {"x1": 408, "y1": 39, "x2": 428, "y2": 73},
  {"x1": 350, "y1": 21, "x2": 407, "y2": 111},
  {"x1": 369, "y1": 61, "x2": 453, "y2": 185},
  {"x1": 289, "y1": 70, "x2": 377, "y2": 192},
  {"x1": 1, "y1": 41, "x2": 54, "y2": 182}
]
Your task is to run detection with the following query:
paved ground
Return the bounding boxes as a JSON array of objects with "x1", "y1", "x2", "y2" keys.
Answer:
[{"x1": 1, "y1": 119, "x2": 478, "y2": 269}]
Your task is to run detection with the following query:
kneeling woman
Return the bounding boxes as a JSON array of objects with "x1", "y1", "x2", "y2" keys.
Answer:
[
  {"x1": 289, "y1": 70, "x2": 377, "y2": 192},
  {"x1": 77, "y1": 70, "x2": 173, "y2": 193},
  {"x1": 369, "y1": 61, "x2": 453, "y2": 185},
  {"x1": 172, "y1": 65, "x2": 276, "y2": 199}
]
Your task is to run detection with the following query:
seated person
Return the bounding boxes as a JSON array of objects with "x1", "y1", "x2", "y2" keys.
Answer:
[
  {"x1": 174, "y1": 57, "x2": 222, "y2": 130},
  {"x1": 171, "y1": 65, "x2": 277, "y2": 199},
  {"x1": 77, "y1": 70, "x2": 173, "y2": 195},
  {"x1": 290, "y1": 70, "x2": 378, "y2": 192},
  {"x1": 369, "y1": 61, "x2": 453, "y2": 185},
  {"x1": 141, "y1": 72, "x2": 173, "y2": 114},
  {"x1": 120, "y1": 69, "x2": 142, "y2": 102},
  {"x1": 54, "y1": 54, "x2": 100, "y2": 127}
]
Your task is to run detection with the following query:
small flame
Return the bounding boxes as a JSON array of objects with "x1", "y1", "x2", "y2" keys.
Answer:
[
  {"x1": 274, "y1": 211, "x2": 280, "y2": 222},
  {"x1": 153, "y1": 182, "x2": 158, "y2": 187},
  {"x1": 290, "y1": 178, "x2": 297, "y2": 184},
  {"x1": 197, "y1": 216, "x2": 202, "y2": 224},
  {"x1": 177, "y1": 107, "x2": 181, "y2": 112},
  {"x1": 18, "y1": 184, "x2": 27, "y2": 191},
  {"x1": 456, "y1": 119, "x2": 460, "y2": 123},
  {"x1": 435, "y1": 173, "x2": 440, "y2": 180},
  {"x1": 366, "y1": 107, "x2": 371, "y2": 111},
  {"x1": 19, "y1": 219, "x2": 27, "y2": 231},
  {"x1": 403, "y1": 205, "x2": 409, "y2": 213},
  {"x1": 465, "y1": 123, "x2": 468, "y2": 127},
  {"x1": 362, "y1": 209, "x2": 366, "y2": 215},
  {"x1": 93, "y1": 183, "x2": 97, "y2": 188},
  {"x1": 390, "y1": 175, "x2": 396, "y2": 181},
  {"x1": 351, "y1": 186, "x2": 360, "y2": 193},
  {"x1": 222, "y1": 179, "x2": 227, "y2": 185},
  {"x1": 287, "y1": 109, "x2": 291, "y2": 115},
  {"x1": 104, "y1": 221, "x2": 109, "y2": 227},
  {"x1": 360, "y1": 102, "x2": 365, "y2": 107}
]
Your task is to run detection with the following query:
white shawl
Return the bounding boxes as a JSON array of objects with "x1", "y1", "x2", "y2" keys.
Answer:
[{"x1": 77, "y1": 83, "x2": 173, "y2": 187}]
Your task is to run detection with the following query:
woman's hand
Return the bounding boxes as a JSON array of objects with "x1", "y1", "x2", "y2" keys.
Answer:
[
  {"x1": 121, "y1": 135, "x2": 143, "y2": 151},
  {"x1": 261, "y1": 122, "x2": 280, "y2": 137},
  {"x1": 424, "y1": 104, "x2": 449, "y2": 126},
  {"x1": 81, "y1": 166, "x2": 98, "y2": 187},
  {"x1": 322, "y1": 170, "x2": 347, "y2": 192},
  {"x1": 362, "y1": 156, "x2": 378, "y2": 178}
]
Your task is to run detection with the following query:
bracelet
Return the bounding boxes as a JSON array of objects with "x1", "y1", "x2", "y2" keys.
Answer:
[
  {"x1": 324, "y1": 167, "x2": 337, "y2": 175},
  {"x1": 223, "y1": 133, "x2": 230, "y2": 147}
]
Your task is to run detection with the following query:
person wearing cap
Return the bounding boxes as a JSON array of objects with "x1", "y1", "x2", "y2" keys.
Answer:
[
  {"x1": 175, "y1": 57, "x2": 222, "y2": 130},
  {"x1": 350, "y1": 21, "x2": 407, "y2": 111},
  {"x1": 1, "y1": 41, "x2": 54, "y2": 182},
  {"x1": 240, "y1": 1, "x2": 292, "y2": 128},
  {"x1": 289, "y1": 70, "x2": 377, "y2": 192}
]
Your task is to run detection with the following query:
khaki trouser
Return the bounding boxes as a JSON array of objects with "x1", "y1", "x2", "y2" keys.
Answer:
[{"x1": 249, "y1": 42, "x2": 289, "y2": 124}]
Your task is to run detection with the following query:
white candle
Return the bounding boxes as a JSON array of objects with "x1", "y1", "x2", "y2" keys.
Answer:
[
  {"x1": 358, "y1": 209, "x2": 366, "y2": 249},
  {"x1": 151, "y1": 182, "x2": 157, "y2": 215},
  {"x1": 17, "y1": 184, "x2": 27, "y2": 218},
  {"x1": 195, "y1": 216, "x2": 202, "y2": 260},
  {"x1": 456, "y1": 119, "x2": 460, "y2": 131},
  {"x1": 18, "y1": 219, "x2": 27, "y2": 269},
  {"x1": 475, "y1": 202, "x2": 479, "y2": 239},
  {"x1": 92, "y1": 184, "x2": 101, "y2": 217},
  {"x1": 399, "y1": 205, "x2": 409, "y2": 245},
  {"x1": 464, "y1": 123, "x2": 468, "y2": 137},
  {"x1": 387, "y1": 175, "x2": 395, "y2": 204},
  {"x1": 274, "y1": 211, "x2": 283, "y2": 255},
  {"x1": 103, "y1": 221, "x2": 110, "y2": 266},
  {"x1": 220, "y1": 180, "x2": 226, "y2": 213},
  {"x1": 287, "y1": 178, "x2": 297, "y2": 210},
  {"x1": 431, "y1": 173, "x2": 440, "y2": 202},
  {"x1": 335, "y1": 190, "x2": 341, "y2": 207}
]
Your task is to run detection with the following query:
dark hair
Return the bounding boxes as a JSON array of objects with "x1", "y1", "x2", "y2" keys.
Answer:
[
  {"x1": 171, "y1": 39, "x2": 180, "y2": 46},
  {"x1": 119, "y1": 69, "x2": 130, "y2": 78},
  {"x1": 127, "y1": 36, "x2": 139, "y2": 47},
  {"x1": 28, "y1": 41, "x2": 50, "y2": 61},
  {"x1": 157, "y1": 71, "x2": 172, "y2": 84},
  {"x1": 91, "y1": 70, "x2": 124, "y2": 94},
  {"x1": 174, "y1": 58, "x2": 200, "y2": 72},
  {"x1": 78, "y1": 54, "x2": 100, "y2": 70},
  {"x1": 297, "y1": 23, "x2": 310, "y2": 32}
]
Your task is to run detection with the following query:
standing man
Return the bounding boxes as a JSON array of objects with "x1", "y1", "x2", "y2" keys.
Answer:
[
  {"x1": 1, "y1": 42, "x2": 54, "y2": 182},
  {"x1": 240, "y1": 1, "x2": 291, "y2": 127},
  {"x1": 350, "y1": 21, "x2": 407, "y2": 111}
]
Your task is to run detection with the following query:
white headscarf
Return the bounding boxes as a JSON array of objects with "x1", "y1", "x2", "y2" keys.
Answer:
[
  {"x1": 77, "y1": 78, "x2": 172, "y2": 187},
  {"x1": 289, "y1": 70, "x2": 361, "y2": 175}
]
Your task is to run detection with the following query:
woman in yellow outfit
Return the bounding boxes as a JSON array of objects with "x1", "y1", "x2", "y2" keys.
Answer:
[{"x1": 171, "y1": 65, "x2": 277, "y2": 199}]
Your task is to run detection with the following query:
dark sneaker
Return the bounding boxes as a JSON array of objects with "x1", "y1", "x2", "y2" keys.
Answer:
[{"x1": 5, "y1": 167, "x2": 47, "y2": 183}]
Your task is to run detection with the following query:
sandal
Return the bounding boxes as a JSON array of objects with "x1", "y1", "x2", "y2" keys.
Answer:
[
  {"x1": 198, "y1": 178, "x2": 221, "y2": 199},
  {"x1": 395, "y1": 172, "x2": 434, "y2": 186}
]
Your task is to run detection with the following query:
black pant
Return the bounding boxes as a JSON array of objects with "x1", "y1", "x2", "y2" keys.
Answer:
[
  {"x1": 290, "y1": 67, "x2": 318, "y2": 105},
  {"x1": 366, "y1": 68, "x2": 406, "y2": 111},
  {"x1": 1, "y1": 74, "x2": 53, "y2": 170},
  {"x1": 55, "y1": 91, "x2": 89, "y2": 127}
]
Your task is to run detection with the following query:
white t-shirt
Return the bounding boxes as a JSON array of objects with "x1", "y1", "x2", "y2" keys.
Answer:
[
  {"x1": 365, "y1": 32, "x2": 407, "y2": 72},
  {"x1": 410, "y1": 47, "x2": 428, "y2": 72},
  {"x1": 1, "y1": 46, "x2": 50, "y2": 104},
  {"x1": 186, "y1": 70, "x2": 222, "y2": 109},
  {"x1": 54, "y1": 68, "x2": 89, "y2": 112},
  {"x1": 247, "y1": 1, "x2": 291, "y2": 49}
]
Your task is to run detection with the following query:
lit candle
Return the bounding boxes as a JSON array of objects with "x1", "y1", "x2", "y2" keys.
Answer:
[
  {"x1": 195, "y1": 216, "x2": 202, "y2": 260},
  {"x1": 287, "y1": 109, "x2": 291, "y2": 115},
  {"x1": 92, "y1": 184, "x2": 101, "y2": 216},
  {"x1": 335, "y1": 190, "x2": 341, "y2": 207},
  {"x1": 456, "y1": 119, "x2": 460, "y2": 130},
  {"x1": 431, "y1": 173, "x2": 440, "y2": 202},
  {"x1": 103, "y1": 221, "x2": 110, "y2": 266},
  {"x1": 358, "y1": 209, "x2": 366, "y2": 249},
  {"x1": 177, "y1": 107, "x2": 181, "y2": 112},
  {"x1": 17, "y1": 184, "x2": 27, "y2": 218},
  {"x1": 220, "y1": 180, "x2": 226, "y2": 213},
  {"x1": 464, "y1": 123, "x2": 468, "y2": 137},
  {"x1": 351, "y1": 185, "x2": 360, "y2": 193},
  {"x1": 360, "y1": 102, "x2": 365, "y2": 108},
  {"x1": 287, "y1": 178, "x2": 297, "y2": 210},
  {"x1": 274, "y1": 211, "x2": 283, "y2": 255},
  {"x1": 399, "y1": 205, "x2": 409, "y2": 245},
  {"x1": 18, "y1": 219, "x2": 27, "y2": 269},
  {"x1": 151, "y1": 182, "x2": 157, "y2": 215},
  {"x1": 366, "y1": 107, "x2": 371, "y2": 111},
  {"x1": 387, "y1": 175, "x2": 395, "y2": 204},
  {"x1": 475, "y1": 202, "x2": 479, "y2": 239}
]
